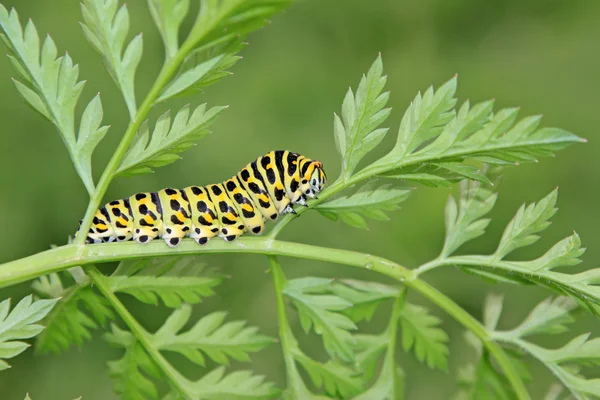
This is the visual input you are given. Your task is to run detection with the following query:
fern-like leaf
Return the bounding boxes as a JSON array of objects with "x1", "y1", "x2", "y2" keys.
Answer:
[
  {"x1": 158, "y1": 42, "x2": 244, "y2": 102},
  {"x1": 294, "y1": 352, "x2": 363, "y2": 398},
  {"x1": 80, "y1": 0, "x2": 142, "y2": 117},
  {"x1": 185, "y1": 366, "x2": 280, "y2": 399},
  {"x1": 148, "y1": 0, "x2": 190, "y2": 59},
  {"x1": 495, "y1": 189, "x2": 558, "y2": 258},
  {"x1": 442, "y1": 180, "x2": 497, "y2": 257},
  {"x1": 330, "y1": 279, "x2": 399, "y2": 323},
  {"x1": 0, "y1": 295, "x2": 57, "y2": 370},
  {"x1": 381, "y1": 76, "x2": 457, "y2": 163},
  {"x1": 109, "y1": 258, "x2": 223, "y2": 308},
  {"x1": 117, "y1": 104, "x2": 226, "y2": 177},
  {"x1": 283, "y1": 277, "x2": 357, "y2": 362},
  {"x1": 0, "y1": 6, "x2": 110, "y2": 194},
  {"x1": 316, "y1": 183, "x2": 411, "y2": 229},
  {"x1": 399, "y1": 303, "x2": 449, "y2": 370},
  {"x1": 385, "y1": 162, "x2": 490, "y2": 188},
  {"x1": 33, "y1": 273, "x2": 112, "y2": 354},
  {"x1": 454, "y1": 294, "x2": 531, "y2": 400},
  {"x1": 495, "y1": 297, "x2": 577, "y2": 340},
  {"x1": 491, "y1": 296, "x2": 600, "y2": 399},
  {"x1": 152, "y1": 305, "x2": 275, "y2": 366},
  {"x1": 334, "y1": 54, "x2": 391, "y2": 177},
  {"x1": 155, "y1": 0, "x2": 291, "y2": 103},
  {"x1": 354, "y1": 355, "x2": 404, "y2": 400},
  {"x1": 440, "y1": 189, "x2": 596, "y2": 313},
  {"x1": 105, "y1": 324, "x2": 162, "y2": 400}
]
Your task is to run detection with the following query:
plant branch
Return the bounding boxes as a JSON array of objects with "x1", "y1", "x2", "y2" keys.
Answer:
[
  {"x1": 85, "y1": 265, "x2": 191, "y2": 397},
  {"x1": 0, "y1": 238, "x2": 529, "y2": 399},
  {"x1": 268, "y1": 256, "x2": 307, "y2": 396}
]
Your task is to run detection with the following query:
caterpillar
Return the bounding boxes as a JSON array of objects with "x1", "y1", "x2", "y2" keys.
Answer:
[{"x1": 77, "y1": 150, "x2": 327, "y2": 247}]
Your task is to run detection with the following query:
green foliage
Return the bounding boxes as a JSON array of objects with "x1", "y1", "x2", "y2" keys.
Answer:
[
  {"x1": 0, "y1": 3, "x2": 593, "y2": 399},
  {"x1": 283, "y1": 277, "x2": 357, "y2": 362},
  {"x1": 156, "y1": 0, "x2": 291, "y2": 102},
  {"x1": 117, "y1": 104, "x2": 226, "y2": 176},
  {"x1": 330, "y1": 279, "x2": 398, "y2": 323},
  {"x1": 454, "y1": 294, "x2": 531, "y2": 400},
  {"x1": 442, "y1": 180, "x2": 497, "y2": 257},
  {"x1": 105, "y1": 324, "x2": 162, "y2": 399},
  {"x1": 316, "y1": 183, "x2": 411, "y2": 229},
  {"x1": 427, "y1": 186, "x2": 597, "y2": 314},
  {"x1": 0, "y1": 5, "x2": 110, "y2": 194},
  {"x1": 147, "y1": 0, "x2": 189, "y2": 59},
  {"x1": 106, "y1": 311, "x2": 278, "y2": 400},
  {"x1": 32, "y1": 272, "x2": 113, "y2": 354},
  {"x1": 494, "y1": 188, "x2": 558, "y2": 258},
  {"x1": 294, "y1": 353, "x2": 363, "y2": 398},
  {"x1": 334, "y1": 54, "x2": 391, "y2": 178},
  {"x1": 491, "y1": 295, "x2": 600, "y2": 399},
  {"x1": 183, "y1": 366, "x2": 280, "y2": 400},
  {"x1": 158, "y1": 42, "x2": 244, "y2": 102},
  {"x1": 152, "y1": 305, "x2": 275, "y2": 366},
  {"x1": 108, "y1": 257, "x2": 224, "y2": 307},
  {"x1": 80, "y1": 0, "x2": 143, "y2": 117},
  {"x1": 399, "y1": 303, "x2": 449, "y2": 370},
  {"x1": 0, "y1": 295, "x2": 57, "y2": 370}
]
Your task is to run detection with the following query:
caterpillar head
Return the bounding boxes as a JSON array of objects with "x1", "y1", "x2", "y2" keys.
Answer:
[{"x1": 301, "y1": 160, "x2": 327, "y2": 199}]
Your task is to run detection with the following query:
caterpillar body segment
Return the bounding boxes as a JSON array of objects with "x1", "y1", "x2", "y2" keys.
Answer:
[{"x1": 78, "y1": 150, "x2": 327, "y2": 247}]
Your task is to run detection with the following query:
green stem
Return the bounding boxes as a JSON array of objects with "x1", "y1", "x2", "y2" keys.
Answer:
[
  {"x1": 0, "y1": 238, "x2": 529, "y2": 399},
  {"x1": 268, "y1": 256, "x2": 306, "y2": 396},
  {"x1": 85, "y1": 265, "x2": 191, "y2": 397}
]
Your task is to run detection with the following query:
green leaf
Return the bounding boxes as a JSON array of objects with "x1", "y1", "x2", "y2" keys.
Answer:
[
  {"x1": 117, "y1": 104, "x2": 226, "y2": 177},
  {"x1": 382, "y1": 75, "x2": 457, "y2": 162},
  {"x1": 454, "y1": 326, "x2": 530, "y2": 400},
  {"x1": 185, "y1": 366, "x2": 280, "y2": 399},
  {"x1": 158, "y1": 42, "x2": 244, "y2": 102},
  {"x1": 354, "y1": 355, "x2": 404, "y2": 400},
  {"x1": 495, "y1": 189, "x2": 558, "y2": 259},
  {"x1": 315, "y1": 183, "x2": 411, "y2": 230},
  {"x1": 151, "y1": 305, "x2": 275, "y2": 366},
  {"x1": 399, "y1": 303, "x2": 449, "y2": 370},
  {"x1": 442, "y1": 180, "x2": 497, "y2": 257},
  {"x1": 335, "y1": 54, "x2": 391, "y2": 177},
  {"x1": 33, "y1": 275, "x2": 113, "y2": 354},
  {"x1": 0, "y1": 6, "x2": 109, "y2": 194},
  {"x1": 495, "y1": 297, "x2": 577, "y2": 340},
  {"x1": 329, "y1": 279, "x2": 399, "y2": 323},
  {"x1": 105, "y1": 324, "x2": 161, "y2": 400},
  {"x1": 491, "y1": 297, "x2": 600, "y2": 399},
  {"x1": 363, "y1": 77, "x2": 582, "y2": 188},
  {"x1": 0, "y1": 295, "x2": 58, "y2": 370},
  {"x1": 294, "y1": 352, "x2": 363, "y2": 398},
  {"x1": 148, "y1": 0, "x2": 190, "y2": 58},
  {"x1": 483, "y1": 293, "x2": 504, "y2": 331},
  {"x1": 384, "y1": 162, "x2": 490, "y2": 188},
  {"x1": 80, "y1": 0, "x2": 143, "y2": 117},
  {"x1": 155, "y1": 0, "x2": 291, "y2": 103},
  {"x1": 109, "y1": 258, "x2": 224, "y2": 308},
  {"x1": 76, "y1": 95, "x2": 111, "y2": 187},
  {"x1": 353, "y1": 334, "x2": 388, "y2": 383},
  {"x1": 423, "y1": 99, "x2": 494, "y2": 157},
  {"x1": 441, "y1": 188, "x2": 595, "y2": 313},
  {"x1": 283, "y1": 277, "x2": 357, "y2": 362},
  {"x1": 187, "y1": 0, "x2": 291, "y2": 55}
]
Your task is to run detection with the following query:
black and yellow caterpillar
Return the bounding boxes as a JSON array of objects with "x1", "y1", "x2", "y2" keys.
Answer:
[{"x1": 78, "y1": 150, "x2": 327, "y2": 247}]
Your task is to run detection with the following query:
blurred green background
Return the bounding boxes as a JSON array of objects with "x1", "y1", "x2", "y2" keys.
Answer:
[{"x1": 1, "y1": 0, "x2": 599, "y2": 399}]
